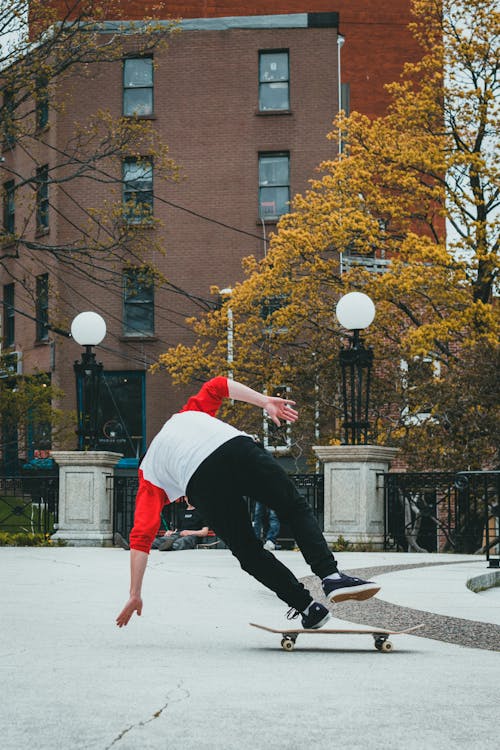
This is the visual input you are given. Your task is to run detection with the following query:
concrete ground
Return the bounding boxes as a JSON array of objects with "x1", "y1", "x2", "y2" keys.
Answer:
[{"x1": 1, "y1": 547, "x2": 499, "y2": 750}]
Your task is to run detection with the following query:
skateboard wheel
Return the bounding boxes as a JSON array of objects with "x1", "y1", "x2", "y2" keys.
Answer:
[
  {"x1": 374, "y1": 637, "x2": 392, "y2": 652},
  {"x1": 281, "y1": 638, "x2": 295, "y2": 651}
]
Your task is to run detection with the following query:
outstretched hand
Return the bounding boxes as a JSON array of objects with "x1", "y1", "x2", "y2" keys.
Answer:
[
  {"x1": 263, "y1": 396, "x2": 298, "y2": 426},
  {"x1": 116, "y1": 595, "x2": 143, "y2": 628}
]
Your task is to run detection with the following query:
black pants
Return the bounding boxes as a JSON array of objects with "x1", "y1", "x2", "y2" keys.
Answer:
[{"x1": 186, "y1": 436, "x2": 338, "y2": 611}]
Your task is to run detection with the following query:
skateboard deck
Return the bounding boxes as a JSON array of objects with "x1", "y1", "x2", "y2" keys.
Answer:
[{"x1": 250, "y1": 622, "x2": 424, "y2": 652}]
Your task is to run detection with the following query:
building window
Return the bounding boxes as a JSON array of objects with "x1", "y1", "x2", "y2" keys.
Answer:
[
  {"x1": 35, "y1": 273, "x2": 49, "y2": 341},
  {"x1": 400, "y1": 357, "x2": 441, "y2": 425},
  {"x1": 123, "y1": 57, "x2": 154, "y2": 116},
  {"x1": 261, "y1": 294, "x2": 289, "y2": 334},
  {"x1": 36, "y1": 165, "x2": 49, "y2": 230},
  {"x1": 3, "y1": 283, "x2": 15, "y2": 347},
  {"x1": 263, "y1": 385, "x2": 293, "y2": 454},
  {"x1": 36, "y1": 76, "x2": 49, "y2": 130},
  {"x1": 341, "y1": 82, "x2": 350, "y2": 116},
  {"x1": 122, "y1": 158, "x2": 153, "y2": 223},
  {"x1": 2, "y1": 88, "x2": 15, "y2": 147},
  {"x1": 258, "y1": 153, "x2": 290, "y2": 220},
  {"x1": 259, "y1": 51, "x2": 289, "y2": 111},
  {"x1": 3, "y1": 180, "x2": 15, "y2": 235},
  {"x1": 95, "y1": 371, "x2": 145, "y2": 458},
  {"x1": 123, "y1": 268, "x2": 154, "y2": 336}
]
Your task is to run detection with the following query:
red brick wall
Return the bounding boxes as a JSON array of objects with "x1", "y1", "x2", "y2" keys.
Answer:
[{"x1": 47, "y1": 1, "x2": 421, "y2": 118}]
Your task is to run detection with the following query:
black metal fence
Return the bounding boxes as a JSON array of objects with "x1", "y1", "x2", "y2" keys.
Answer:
[
  {"x1": 0, "y1": 474, "x2": 59, "y2": 535},
  {"x1": 110, "y1": 472, "x2": 324, "y2": 548},
  {"x1": 384, "y1": 470, "x2": 499, "y2": 561}
]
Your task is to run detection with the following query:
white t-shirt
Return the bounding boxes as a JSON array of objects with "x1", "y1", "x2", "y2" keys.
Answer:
[{"x1": 140, "y1": 410, "x2": 248, "y2": 501}]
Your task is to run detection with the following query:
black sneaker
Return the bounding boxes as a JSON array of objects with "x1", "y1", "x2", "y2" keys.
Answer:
[
  {"x1": 287, "y1": 601, "x2": 331, "y2": 630},
  {"x1": 113, "y1": 532, "x2": 130, "y2": 550},
  {"x1": 322, "y1": 572, "x2": 380, "y2": 603}
]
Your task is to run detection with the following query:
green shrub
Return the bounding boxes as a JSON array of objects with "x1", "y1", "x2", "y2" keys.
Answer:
[
  {"x1": 0, "y1": 532, "x2": 66, "y2": 547},
  {"x1": 330, "y1": 535, "x2": 353, "y2": 551}
]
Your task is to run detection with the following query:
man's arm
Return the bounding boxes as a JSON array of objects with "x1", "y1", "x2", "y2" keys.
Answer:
[
  {"x1": 116, "y1": 549, "x2": 148, "y2": 627},
  {"x1": 227, "y1": 380, "x2": 298, "y2": 426},
  {"x1": 179, "y1": 525, "x2": 209, "y2": 537}
]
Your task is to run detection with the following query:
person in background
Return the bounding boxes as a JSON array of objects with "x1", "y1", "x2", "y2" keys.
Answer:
[
  {"x1": 253, "y1": 501, "x2": 281, "y2": 551},
  {"x1": 157, "y1": 497, "x2": 209, "y2": 550}
]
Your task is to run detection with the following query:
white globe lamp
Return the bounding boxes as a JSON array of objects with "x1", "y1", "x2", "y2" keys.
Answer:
[{"x1": 335, "y1": 292, "x2": 375, "y2": 331}]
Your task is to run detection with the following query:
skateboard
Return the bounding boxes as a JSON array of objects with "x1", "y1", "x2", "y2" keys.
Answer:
[{"x1": 250, "y1": 622, "x2": 424, "y2": 652}]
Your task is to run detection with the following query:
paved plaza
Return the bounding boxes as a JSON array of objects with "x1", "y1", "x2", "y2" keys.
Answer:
[{"x1": 1, "y1": 547, "x2": 499, "y2": 749}]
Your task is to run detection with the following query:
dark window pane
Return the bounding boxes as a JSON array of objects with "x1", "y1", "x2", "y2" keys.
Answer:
[
  {"x1": 3, "y1": 283, "x2": 15, "y2": 347},
  {"x1": 123, "y1": 58, "x2": 153, "y2": 116},
  {"x1": 124, "y1": 58, "x2": 153, "y2": 88},
  {"x1": 95, "y1": 372, "x2": 145, "y2": 458},
  {"x1": 259, "y1": 52, "x2": 289, "y2": 82},
  {"x1": 36, "y1": 273, "x2": 49, "y2": 341},
  {"x1": 36, "y1": 166, "x2": 49, "y2": 229},
  {"x1": 259, "y1": 51, "x2": 289, "y2": 111},
  {"x1": 36, "y1": 77, "x2": 49, "y2": 129},
  {"x1": 259, "y1": 186, "x2": 290, "y2": 218},
  {"x1": 3, "y1": 180, "x2": 15, "y2": 233},
  {"x1": 259, "y1": 82, "x2": 289, "y2": 111},
  {"x1": 123, "y1": 88, "x2": 153, "y2": 116},
  {"x1": 259, "y1": 155, "x2": 289, "y2": 186},
  {"x1": 123, "y1": 268, "x2": 154, "y2": 335},
  {"x1": 122, "y1": 159, "x2": 153, "y2": 222}
]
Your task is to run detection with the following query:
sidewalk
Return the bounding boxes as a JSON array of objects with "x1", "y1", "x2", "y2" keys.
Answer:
[{"x1": 1, "y1": 548, "x2": 499, "y2": 750}]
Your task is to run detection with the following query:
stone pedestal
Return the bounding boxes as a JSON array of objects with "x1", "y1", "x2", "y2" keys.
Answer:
[
  {"x1": 313, "y1": 445, "x2": 399, "y2": 548},
  {"x1": 51, "y1": 451, "x2": 123, "y2": 546}
]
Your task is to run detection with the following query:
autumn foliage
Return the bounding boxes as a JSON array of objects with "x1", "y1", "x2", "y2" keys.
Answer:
[{"x1": 157, "y1": 0, "x2": 499, "y2": 470}]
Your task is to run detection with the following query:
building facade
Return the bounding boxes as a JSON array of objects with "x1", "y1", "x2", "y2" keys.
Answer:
[{"x1": 1, "y1": 3, "x2": 420, "y2": 468}]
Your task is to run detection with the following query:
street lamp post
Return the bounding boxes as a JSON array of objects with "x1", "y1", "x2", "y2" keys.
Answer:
[
  {"x1": 71, "y1": 312, "x2": 106, "y2": 450},
  {"x1": 220, "y1": 288, "x2": 233, "y2": 380},
  {"x1": 335, "y1": 292, "x2": 375, "y2": 445}
]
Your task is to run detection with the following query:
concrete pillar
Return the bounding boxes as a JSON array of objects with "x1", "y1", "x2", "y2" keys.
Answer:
[
  {"x1": 51, "y1": 451, "x2": 123, "y2": 546},
  {"x1": 312, "y1": 445, "x2": 399, "y2": 548}
]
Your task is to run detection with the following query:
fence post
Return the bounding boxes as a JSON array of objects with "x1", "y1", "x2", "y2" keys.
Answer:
[
  {"x1": 313, "y1": 445, "x2": 399, "y2": 548},
  {"x1": 51, "y1": 451, "x2": 122, "y2": 546}
]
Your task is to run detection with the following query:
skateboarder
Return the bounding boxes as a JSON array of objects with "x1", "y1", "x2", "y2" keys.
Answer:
[{"x1": 116, "y1": 377, "x2": 380, "y2": 630}]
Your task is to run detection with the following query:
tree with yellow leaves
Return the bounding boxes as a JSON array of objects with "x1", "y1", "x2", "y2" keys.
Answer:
[{"x1": 157, "y1": 0, "x2": 499, "y2": 470}]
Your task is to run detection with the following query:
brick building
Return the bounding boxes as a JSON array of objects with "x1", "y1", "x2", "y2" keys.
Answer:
[{"x1": 1, "y1": 2, "x2": 420, "y2": 468}]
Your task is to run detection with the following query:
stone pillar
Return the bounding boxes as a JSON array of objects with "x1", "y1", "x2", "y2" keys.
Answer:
[
  {"x1": 51, "y1": 451, "x2": 123, "y2": 546},
  {"x1": 312, "y1": 445, "x2": 399, "y2": 548}
]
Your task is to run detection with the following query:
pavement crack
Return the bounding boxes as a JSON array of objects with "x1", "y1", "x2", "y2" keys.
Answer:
[{"x1": 105, "y1": 683, "x2": 189, "y2": 748}]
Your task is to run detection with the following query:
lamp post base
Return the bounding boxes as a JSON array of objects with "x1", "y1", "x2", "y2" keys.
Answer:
[
  {"x1": 313, "y1": 444, "x2": 399, "y2": 549},
  {"x1": 51, "y1": 451, "x2": 123, "y2": 547}
]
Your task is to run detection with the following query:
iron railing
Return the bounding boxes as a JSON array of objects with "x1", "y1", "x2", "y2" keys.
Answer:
[
  {"x1": 110, "y1": 472, "x2": 324, "y2": 548},
  {"x1": 0, "y1": 474, "x2": 59, "y2": 535},
  {"x1": 384, "y1": 471, "x2": 499, "y2": 560}
]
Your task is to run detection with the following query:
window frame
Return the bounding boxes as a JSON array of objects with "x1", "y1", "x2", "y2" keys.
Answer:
[
  {"x1": 122, "y1": 157, "x2": 154, "y2": 224},
  {"x1": 36, "y1": 76, "x2": 49, "y2": 130},
  {"x1": 3, "y1": 180, "x2": 15, "y2": 234},
  {"x1": 122, "y1": 267, "x2": 155, "y2": 337},
  {"x1": 258, "y1": 152, "x2": 290, "y2": 221},
  {"x1": 123, "y1": 57, "x2": 154, "y2": 117},
  {"x1": 35, "y1": 165, "x2": 49, "y2": 231},
  {"x1": 35, "y1": 273, "x2": 49, "y2": 342},
  {"x1": 3, "y1": 282, "x2": 15, "y2": 347},
  {"x1": 262, "y1": 385, "x2": 293, "y2": 454},
  {"x1": 258, "y1": 50, "x2": 290, "y2": 112},
  {"x1": 3, "y1": 88, "x2": 15, "y2": 147}
]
